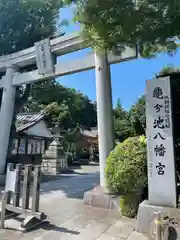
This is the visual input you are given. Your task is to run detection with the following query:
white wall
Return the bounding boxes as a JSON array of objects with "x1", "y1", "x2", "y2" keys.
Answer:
[{"x1": 24, "y1": 120, "x2": 52, "y2": 138}]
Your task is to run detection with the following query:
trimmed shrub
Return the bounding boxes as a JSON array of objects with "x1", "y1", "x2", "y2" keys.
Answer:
[
  {"x1": 120, "y1": 192, "x2": 141, "y2": 218},
  {"x1": 105, "y1": 136, "x2": 147, "y2": 194},
  {"x1": 106, "y1": 136, "x2": 147, "y2": 217}
]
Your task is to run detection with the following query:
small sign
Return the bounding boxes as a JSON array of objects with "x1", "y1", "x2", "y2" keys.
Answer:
[
  {"x1": 5, "y1": 170, "x2": 17, "y2": 192},
  {"x1": 32, "y1": 141, "x2": 36, "y2": 154},
  {"x1": 18, "y1": 139, "x2": 26, "y2": 154},
  {"x1": 146, "y1": 77, "x2": 176, "y2": 207},
  {"x1": 27, "y1": 139, "x2": 33, "y2": 154},
  {"x1": 41, "y1": 140, "x2": 45, "y2": 154},
  {"x1": 35, "y1": 38, "x2": 54, "y2": 75},
  {"x1": 12, "y1": 139, "x2": 18, "y2": 154},
  {"x1": 36, "y1": 141, "x2": 41, "y2": 154}
]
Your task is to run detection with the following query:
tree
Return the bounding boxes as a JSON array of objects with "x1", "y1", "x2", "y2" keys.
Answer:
[
  {"x1": 129, "y1": 95, "x2": 146, "y2": 136},
  {"x1": 113, "y1": 96, "x2": 146, "y2": 142},
  {"x1": 25, "y1": 81, "x2": 97, "y2": 129},
  {"x1": 0, "y1": 0, "x2": 65, "y2": 54},
  {"x1": 0, "y1": 0, "x2": 65, "y2": 168},
  {"x1": 65, "y1": 0, "x2": 180, "y2": 57},
  {"x1": 113, "y1": 99, "x2": 134, "y2": 142}
]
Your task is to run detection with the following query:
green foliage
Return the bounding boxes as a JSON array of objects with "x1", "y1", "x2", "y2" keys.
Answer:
[
  {"x1": 0, "y1": 0, "x2": 65, "y2": 55},
  {"x1": 156, "y1": 65, "x2": 178, "y2": 77},
  {"x1": 129, "y1": 95, "x2": 146, "y2": 136},
  {"x1": 120, "y1": 193, "x2": 141, "y2": 218},
  {"x1": 25, "y1": 81, "x2": 97, "y2": 130},
  {"x1": 113, "y1": 97, "x2": 146, "y2": 142},
  {"x1": 65, "y1": 0, "x2": 180, "y2": 57},
  {"x1": 113, "y1": 99, "x2": 134, "y2": 142},
  {"x1": 106, "y1": 136, "x2": 147, "y2": 194}
]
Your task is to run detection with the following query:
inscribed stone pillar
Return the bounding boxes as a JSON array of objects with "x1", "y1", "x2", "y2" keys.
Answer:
[{"x1": 146, "y1": 77, "x2": 176, "y2": 207}]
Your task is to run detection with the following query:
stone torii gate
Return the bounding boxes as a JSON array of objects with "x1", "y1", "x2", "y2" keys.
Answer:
[{"x1": 0, "y1": 32, "x2": 137, "y2": 186}]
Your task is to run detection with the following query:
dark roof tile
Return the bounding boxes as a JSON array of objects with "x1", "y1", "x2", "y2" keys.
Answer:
[{"x1": 16, "y1": 112, "x2": 45, "y2": 132}]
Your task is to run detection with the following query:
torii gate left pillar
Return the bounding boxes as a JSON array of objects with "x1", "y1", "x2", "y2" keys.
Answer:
[{"x1": 0, "y1": 66, "x2": 17, "y2": 174}]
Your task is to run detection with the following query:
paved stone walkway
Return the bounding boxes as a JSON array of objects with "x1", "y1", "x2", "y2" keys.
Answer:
[{"x1": 0, "y1": 165, "x2": 148, "y2": 240}]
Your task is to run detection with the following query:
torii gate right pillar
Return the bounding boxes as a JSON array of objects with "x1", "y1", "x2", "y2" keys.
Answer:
[{"x1": 95, "y1": 51, "x2": 114, "y2": 187}]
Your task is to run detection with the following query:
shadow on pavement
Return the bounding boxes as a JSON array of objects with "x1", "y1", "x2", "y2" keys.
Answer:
[
  {"x1": 41, "y1": 172, "x2": 89, "y2": 184},
  {"x1": 41, "y1": 164, "x2": 99, "y2": 183},
  {"x1": 40, "y1": 221, "x2": 80, "y2": 235},
  {"x1": 40, "y1": 172, "x2": 100, "y2": 200},
  {"x1": 0, "y1": 167, "x2": 100, "y2": 201}
]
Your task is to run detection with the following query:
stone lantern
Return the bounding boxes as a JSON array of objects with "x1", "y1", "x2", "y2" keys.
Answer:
[
  {"x1": 41, "y1": 125, "x2": 68, "y2": 175},
  {"x1": 51, "y1": 125, "x2": 63, "y2": 144}
]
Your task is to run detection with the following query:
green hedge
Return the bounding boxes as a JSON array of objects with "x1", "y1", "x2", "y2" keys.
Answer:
[
  {"x1": 105, "y1": 136, "x2": 147, "y2": 194},
  {"x1": 120, "y1": 192, "x2": 141, "y2": 218}
]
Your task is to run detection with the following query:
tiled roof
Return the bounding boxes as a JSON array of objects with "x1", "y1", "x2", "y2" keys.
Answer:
[
  {"x1": 80, "y1": 127, "x2": 98, "y2": 138},
  {"x1": 16, "y1": 112, "x2": 45, "y2": 132}
]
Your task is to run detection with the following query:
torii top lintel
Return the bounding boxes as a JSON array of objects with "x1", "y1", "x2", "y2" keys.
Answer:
[
  {"x1": 0, "y1": 32, "x2": 138, "y2": 88},
  {"x1": 0, "y1": 32, "x2": 82, "y2": 72}
]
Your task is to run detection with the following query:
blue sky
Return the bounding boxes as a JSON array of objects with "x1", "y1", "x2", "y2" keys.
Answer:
[{"x1": 58, "y1": 6, "x2": 180, "y2": 110}]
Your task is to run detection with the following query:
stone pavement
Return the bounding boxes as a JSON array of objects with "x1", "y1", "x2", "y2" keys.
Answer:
[{"x1": 0, "y1": 165, "x2": 148, "y2": 240}]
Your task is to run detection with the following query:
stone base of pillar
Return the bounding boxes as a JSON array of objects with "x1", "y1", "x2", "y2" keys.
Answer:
[
  {"x1": 136, "y1": 200, "x2": 180, "y2": 235},
  {"x1": 41, "y1": 158, "x2": 69, "y2": 175},
  {"x1": 41, "y1": 140, "x2": 69, "y2": 175},
  {"x1": 83, "y1": 185, "x2": 120, "y2": 211}
]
